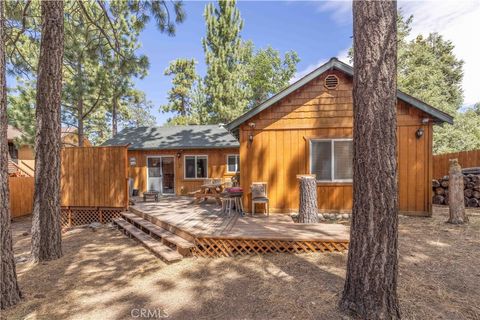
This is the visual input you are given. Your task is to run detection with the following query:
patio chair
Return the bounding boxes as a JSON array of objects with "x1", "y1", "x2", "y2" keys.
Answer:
[{"x1": 251, "y1": 183, "x2": 269, "y2": 216}]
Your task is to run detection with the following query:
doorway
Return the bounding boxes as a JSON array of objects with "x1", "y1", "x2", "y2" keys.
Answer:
[{"x1": 147, "y1": 156, "x2": 175, "y2": 194}]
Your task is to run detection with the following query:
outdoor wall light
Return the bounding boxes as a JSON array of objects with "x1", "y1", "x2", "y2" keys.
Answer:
[
  {"x1": 416, "y1": 128, "x2": 424, "y2": 139},
  {"x1": 249, "y1": 134, "x2": 254, "y2": 143},
  {"x1": 176, "y1": 151, "x2": 182, "y2": 158}
]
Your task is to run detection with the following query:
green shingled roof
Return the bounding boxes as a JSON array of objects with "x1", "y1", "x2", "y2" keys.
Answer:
[{"x1": 102, "y1": 125, "x2": 239, "y2": 150}]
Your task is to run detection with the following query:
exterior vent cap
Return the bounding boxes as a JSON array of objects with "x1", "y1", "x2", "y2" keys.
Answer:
[{"x1": 324, "y1": 74, "x2": 339, "y2": 90}]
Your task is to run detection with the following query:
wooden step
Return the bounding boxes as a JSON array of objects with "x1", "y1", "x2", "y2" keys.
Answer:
[
  {"x1": 121, "y1": 212, "x2": 195, "y2": 250},
  {"x1": 128, "y1": 206, "x2": 196, "y2": 243},
  {"x1": 113, "y1": 218, "x2": 183, "y2": 262}
]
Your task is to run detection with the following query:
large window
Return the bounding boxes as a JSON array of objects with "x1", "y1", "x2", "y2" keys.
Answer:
[
  {"x1": 227, "y1": 154, "x2": 240, "y2": 173},
  {"x1": 184, "y1": 155, "x2": 208, "y2": 179},
  {"x1": 310, "y1": 139, "x2": 353, "y2": 182}
]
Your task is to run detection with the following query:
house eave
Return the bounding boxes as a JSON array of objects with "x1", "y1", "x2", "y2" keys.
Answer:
[{"x1": 227, "y1": 57, "x2": 454, "y2": 131}]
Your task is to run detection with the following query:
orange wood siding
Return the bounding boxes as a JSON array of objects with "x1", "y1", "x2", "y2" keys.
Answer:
[
  {"x1": 433, "y1": 149, "x2": 480, "y2": 179},
  {"x1": 240, "y1": 70, "x2": 433, "y2": 216},
  {"x1": 9, "y1": 176, "x2": 34, "y2": 217},
  {"x1": 60, "y1": 146, "x2": 129, "y2": 208},
  {"x1": 128, "y1": 148, "x2": 239, "y2": 195}
]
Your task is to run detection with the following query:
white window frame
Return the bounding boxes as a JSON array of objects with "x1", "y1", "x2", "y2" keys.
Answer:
[
  {"x1": 145, "y1": 155, "x2": 176, "y2": 195},
  {"x1": 226, "y1": 154, "x2": 240, "y2": 173},
  {"x1": 184, "y1": 155, "x2": 208, "y2": 180},
  {"x1": 309, "y1": 138, "x2": 353, "y2": 183}
]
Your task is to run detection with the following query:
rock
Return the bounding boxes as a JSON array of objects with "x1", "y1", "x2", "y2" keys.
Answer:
[
  {"x1": 89, "y1": 222, "x2": 102, "y2": 229},
  {"x1": 22, "y1": 231, "x2": 29, "y2": 236},
  {"x1": 317, "y1": 213, "x2": 325, "y2": 221},
  {"x1": 341, "y1": 214, "x2": 350, "y2": 220}
]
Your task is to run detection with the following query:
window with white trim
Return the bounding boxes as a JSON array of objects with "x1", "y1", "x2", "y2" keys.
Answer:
[
  {"x1": 184, "y1": 155, "x2": 208, "y2": 179},
  {"x1": 227, "y1": 154, "x2": 240, "y2": 173},
  {"x1": 310, "y1": 139, "x2": 353, "y2": 182}
]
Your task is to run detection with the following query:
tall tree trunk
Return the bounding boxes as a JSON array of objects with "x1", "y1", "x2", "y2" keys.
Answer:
[
  {"x1": 112, "y1": 93, "x2": 118, "y2": 136},
  {"x1": 31, "y1": 0, "x2": 64, "y2": 262},
  {"x1": 0, "y1": 0, "x2": 22, "y2": 308},
  {"x1": 339, "y1": 1, "x2": 400, "y2": 319},
  {"x1": 76, "y1": 61, "x2": 84, "y2": 147},
  {"x1": 77, "y1": 97, "x2": 84, "y2": 147}
]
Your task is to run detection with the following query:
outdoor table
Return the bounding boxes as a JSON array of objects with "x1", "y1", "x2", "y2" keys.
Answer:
[{"x1": 194, "y1": 183, "x2": 224, "y2": 205}]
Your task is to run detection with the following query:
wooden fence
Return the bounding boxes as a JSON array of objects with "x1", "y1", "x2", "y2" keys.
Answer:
[
  {"x1": 9, "y1": 176, "x2": 34, "y2": 218},
  {"x1": 61, "y1": 146, "x2": 129, "y2": 227},
  {"x1": 433, "y1": 149, "x2": 480, "y2": 179}
]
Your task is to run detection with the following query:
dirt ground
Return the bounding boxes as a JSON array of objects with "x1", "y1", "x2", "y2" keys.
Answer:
[{"x1": 2, "y1": 206, "x2": 480, "y2": 320}]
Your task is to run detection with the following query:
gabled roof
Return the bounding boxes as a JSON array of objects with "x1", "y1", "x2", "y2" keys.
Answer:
[
  {"x1": 102, "y1": 125, "x2": 239, "y2": 150},
  {"x1": 227, "y1": 57, "x2": 454, "y2": 131},
  {"x1": 7, "y1": 125, "x2": 23, "y2": 141}
]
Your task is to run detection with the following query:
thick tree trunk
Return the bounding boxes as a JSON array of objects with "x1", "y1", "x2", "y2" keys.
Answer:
[
  {"x1": 31, "y1": 0, "x2": 64, "y2": 262},
  {"x1": 0, "y1": 0, "x2": 22, "y2": 308},
  {"x1": 77, "y1": 98, "x2": 84, "y2": 147},
  {"x1": 297, "y1": 176, "x2": 318, "y2": 223},
  {"x1": 339, "y1": 1, "x2": 401, "y2": 319},
  {"x1": 447, "y1": 159, "x2": 468, "y2": 224},
  {"x1": 112, "y1": 94, "x2": 118, "y2": 136}
]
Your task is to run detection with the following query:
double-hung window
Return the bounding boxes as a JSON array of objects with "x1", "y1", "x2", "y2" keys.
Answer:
[
  {"x1": 310, "y1": 139, "x2": 353, "y2": 182},
  {"x1": 226, "y1": 154, "x2": 240, "y2": 173},
  {"x1": 184, "y1": 155, "x2": 208, "y2": 179}
]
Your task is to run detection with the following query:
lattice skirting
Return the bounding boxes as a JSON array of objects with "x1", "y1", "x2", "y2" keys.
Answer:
[
  {"x1": 194, "y1": 238, "x2": 349, "y2": 257},
  {"x1": 61, "y1": 207, "x2": 124, "y2": 229}
]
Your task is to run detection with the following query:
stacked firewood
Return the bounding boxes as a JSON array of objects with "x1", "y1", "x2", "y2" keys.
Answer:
[{"x1": 432, "y1": 168, "x2": 480, "y2": 207}]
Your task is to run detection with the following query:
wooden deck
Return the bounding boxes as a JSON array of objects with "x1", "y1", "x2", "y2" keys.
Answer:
[{"x1": 130, "y1": 197, "x2": 349, "y2": 257}]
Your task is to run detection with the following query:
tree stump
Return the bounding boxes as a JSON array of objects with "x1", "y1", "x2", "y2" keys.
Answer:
[
  {"x1": 297, "y1": 175, "x2": 318, "y2": 223},
  {"x1": 447, "y1": 159, "x2": 468, "y2": 224}
]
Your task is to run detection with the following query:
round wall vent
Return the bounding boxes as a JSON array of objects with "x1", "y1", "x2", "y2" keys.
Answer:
[{"x1": 324, "y1": 74, "x2": 339, "y2": 90}]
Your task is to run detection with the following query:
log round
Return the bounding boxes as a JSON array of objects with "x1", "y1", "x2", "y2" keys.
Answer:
[
  {"x1": 432, "y1": 180, "x2": 440, "y2": 188},
  {"x1": 467, "y1": 198, "x2": 479, "y2": 208},
  {"x1": 464, "y1": 189, "x2": 474, "y2": 198},
  {"x1": 434, "y1": 187, "x2": 445, "y2": 195},
  {"x1": 473, "y1": 191, "x2": 480, "y2": 199},
  {"x1": 441, "y1": 180, "x2": 449, "y2": 188},
  {"x1": 432, "y1": 195, "x2": 444, "y2": 205},
  {"x1": 297, "y1": 176, "x2": 319, "y2": 223}
]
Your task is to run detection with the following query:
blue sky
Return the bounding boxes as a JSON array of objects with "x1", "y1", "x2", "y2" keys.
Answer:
[{"x1": 135, "y1": 1, "x2": 353, "y2": 125}]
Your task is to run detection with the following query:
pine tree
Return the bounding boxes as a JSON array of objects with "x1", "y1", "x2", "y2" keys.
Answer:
[
  {"x1": 340, "y1": 0, "x2": 401, "y2": 318},
  {"x1": 1, "y1": 0, "x2": 22, "y2": 308},
  {"x1": 162, "y1": 58, "x2": 198, "y2": 117},
  {"x1": 31, "y1": 0, "x2": 64, "y2": 262},
  {"x1": 203, "y1": 0, "x2": 248, "y2": 123}
]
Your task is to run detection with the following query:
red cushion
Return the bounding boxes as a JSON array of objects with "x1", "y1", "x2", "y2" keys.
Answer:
[{"x1": 227, "y1": 187, "x2": 243, "y2": 193}]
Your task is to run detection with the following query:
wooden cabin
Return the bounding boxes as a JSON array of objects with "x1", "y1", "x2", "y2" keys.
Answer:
[
  {"x1": 102, "y1": 125, "x2": 240, "y2": 195},
  {"x1": 227, "y1": 58, "x2": 453, "y2": 216}
]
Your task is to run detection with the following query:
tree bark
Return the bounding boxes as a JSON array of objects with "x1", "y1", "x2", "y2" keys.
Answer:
[
  {"x1": 340, "y1": 1, "x2": 401, "y2": 319},
  {"x1": 112, "y1": 93, "x2": 118, "y2": 136},
  {"x1": 1, "y1": 0, "x2": 22, "y2": 308},
  {"x1": 77, "y1": 97, "x2": 84, "y2": 147},
  {"x1": 297, "y1": 176, "x2": 318, "y2": 223},
  {"x1": 31, "y1": 0, "x2": 64, "y2": 262},
  {"x1": 447, "y1": 159, "x2": 468, "y2": 224}
]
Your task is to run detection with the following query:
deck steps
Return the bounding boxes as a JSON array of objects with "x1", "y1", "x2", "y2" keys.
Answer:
[
  {"x1": 120, "y1": 212, "x2": 195, "y2": 250},
  {"x1": 113, "y1": 218, "x2": 183, "y2": 262}
]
